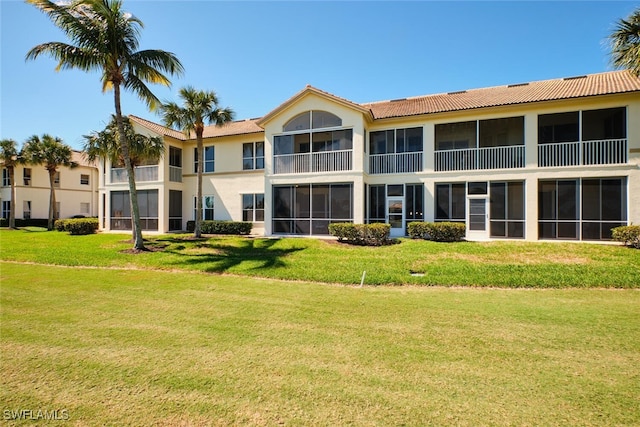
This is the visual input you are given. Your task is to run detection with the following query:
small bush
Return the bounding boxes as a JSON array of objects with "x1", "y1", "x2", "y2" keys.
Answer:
[
  {"x1": 55, "y1": 218, "x2": 99, "y2": 235},
  {"x1": 427, "y1": 222, "x2": 466, "y2": 242},
  {"x1": 407, "y1": 222, "x2": 429, "y2": 239},
  {"x1": 186, "y1": 220, "x2": 252, "y2": 235},
  {"x1": 328, "y1": 222, "x2": 391, "y2": 246},
  {"x1": 612, "y1": 225, "x2": 640, "y2": 249},
  {"x1": 407, "y1": 221, "x2": 466, "y2": 242},
  {"x1": 11, "y1": 218, "x2": 50, "y2": 228},
  {"x1": 0, "y1": 218, "x2": 7, "y2": 227}
]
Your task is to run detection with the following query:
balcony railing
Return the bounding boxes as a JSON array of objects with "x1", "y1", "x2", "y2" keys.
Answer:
[
  {"x1": 274, "y1": 150, "x2": 352, "y2": 174},
  {"x1": 435, "y1": 145, "x2": 525, "y2": 172},
  {"x1": 110, "y1": 165, "x2": 158, "y2": 183},
  {"x1": 369, "y1": 152, "x2": 423, "y2": 174},
  {"x1": 169, "y1": 165, "x2": 182, "y2": 182},
  {"x1": 538, "y1": 139, "x2": 627, "y2": 168}
]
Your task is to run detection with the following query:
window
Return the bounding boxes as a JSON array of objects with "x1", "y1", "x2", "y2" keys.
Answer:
[
  {"x1": 435, "y1": 121, "x2": 476, "y2": 150},
  {"x1": 169, "y1": 190, "x2": 182, "y2": 231},
  {"x1": 194, "y1": 146, "x2": 214, "y2": 173},
  {"x1": 538, "y1": 112, "x2": 579, "y2": 143},
  {"x1": 2, "y1": 201, "x2": 10, "y2": 219},
  {"x1": 435, "y1": 117, "x2": 524, "y2": 150},
  {"x1": 283, "y1": 110, "x2": 342, "y2": 132},
  {"x1": 23, "y1": 168, "x2": 31, "y2": 186},
  {"x1": 194, "y1": 196, "x2": 214, "y2": 220},
  {"x1": 274, "y1": 130, "x2": 352, "y2": 155},
  {"x1": 582, "y1": 107, "x2": 626, "y2": 140},
  {"x1": 581, "y1": 178, "x2": 627, "y2": 240},
  {"x1": 80, "y1": 174, "x2": 90, "y2": 185},
  {"x1": 479, "y1": 117, "x2": 524, "y2": 147},
  {"x1": 242, "y1": 194, "x2": 265, "y2": 222},
  {"x1": 538, "y1": 178, "x2": 626, "y2": 240},
  {"x1": 2, "y1": 168, "x2": 10, "y2": 186},
  {"x1": 370, "y1": 127, "x2": 422, "y2": 154},
  {"x1": 435, "y1": 183, "x2": 466, "y2": 222},
  {"x1": 110, "y1": 190, "x2": 158, "y2": 231},
  {"x1": 368, "y1": 185, "x2": 386, "y2": 223},
  {"x1": 169, "y1": 146, "x2": 182, "y2": 182},
  {"x1": 80, "y1": 203, "x2": 90, "y2": 215},
  {"x1": 273, "y1": 183, "x2": 353, "y2": 235},
  {"x1": 54, "y1": 171, "x2": 60, "y2": 188},
  {"x1": 538, "y1": 180, "x2": 579, "y2": 239},
  {"x1": 405, "y1": 184, "x2": 424, "y2": 222},
  {"x1": 23, "y1": 201, "x2": 31, "y2": 219},
  {"x1": 243, "y1": 142, "x2": 265, "y2": 170},
  {"x1": 490, "y1": 182, "x2": 525, "y2": 238}
]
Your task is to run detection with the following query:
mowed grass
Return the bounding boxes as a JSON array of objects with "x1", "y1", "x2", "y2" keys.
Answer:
[
  {"x1": 1, "y1": 262, "x2": 639, "y2": 426},
  {"x1": 1, "y1": 229, "x2": 639, "y2": 287}
]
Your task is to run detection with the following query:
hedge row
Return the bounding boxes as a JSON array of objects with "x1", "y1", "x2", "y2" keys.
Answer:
[
  {"x1": 407, "y1": 221, "x2": 466, "y2": 242},
  {"x1": 328, "y1": 223, "x2": 391, "y2": 246},
  {"x1": 612, "y1": 225, "x2": 640, "y2": 249},
  {"x1": 54, "y1": 218, "x2": 99, "y2": 235},
  {"x1": 186, "y1": 220, "x2": 252, "y2": 235}
]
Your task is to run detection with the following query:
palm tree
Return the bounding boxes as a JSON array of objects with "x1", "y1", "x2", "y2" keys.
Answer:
[
  {"x1": 0, "y1": 139, "x2": 21, "y2": 229},
  {"x1": 21, "y1": 134, "x2": 77, "y2": 231},
  {"x1": 159, "y1": 87, "x2": 234, "y2": 238},
  {"x1": 609, "y1": 8, "x2": 640, "y2": 77},
  {"x1": 83, "y1": 115, "x2": 164, "y2": 237},
  {"x1": 26, "y1": 0, "x2": 184, "y2": 250}
]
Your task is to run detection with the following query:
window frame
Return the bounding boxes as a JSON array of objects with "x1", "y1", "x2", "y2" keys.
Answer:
[{"x1": 194, "y1": 146, "x2": 215, "y2": 173}]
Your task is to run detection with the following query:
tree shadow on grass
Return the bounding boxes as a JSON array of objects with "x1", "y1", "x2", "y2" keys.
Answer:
[{"x1": 162, "y1": 237, "x2": 305, "y2": 274}]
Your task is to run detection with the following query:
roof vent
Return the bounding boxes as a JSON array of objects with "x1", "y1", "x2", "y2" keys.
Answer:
[
  {"x1": 447, "y1": 90, "x2": 467, "y2": 95},
  {"x1": 390, "y1": 98, "x2": 406, "y2": 102},
  {"x1": 563, "y1": 75, "x2": 587, "y2": 81},
  {"x1": 508, "y1": 82, "x2": 529, "y2": 88}
]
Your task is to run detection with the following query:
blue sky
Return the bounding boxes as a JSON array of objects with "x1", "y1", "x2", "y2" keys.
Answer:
[{"x1": 0, "y1": 1, "x2": 636, "y2": 150}]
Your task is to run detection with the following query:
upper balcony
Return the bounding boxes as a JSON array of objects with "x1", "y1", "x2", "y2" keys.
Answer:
[
  {"x1": 274, "y1": 150, "x2": 352, "y2": 174},
  {"x1": 538, "y1": 138, "x2": 627, "y2": 168},
  {"x1": 435, "y1": 145, "x2": 525, "y2": 172},
  {"x1": 110, "y1": 165, "x2": 158, "y2": 183}
]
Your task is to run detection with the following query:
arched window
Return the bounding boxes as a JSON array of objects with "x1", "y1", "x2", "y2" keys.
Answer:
[{"x1": 283, "y1": 110, "x2": 342, "y2": 132}]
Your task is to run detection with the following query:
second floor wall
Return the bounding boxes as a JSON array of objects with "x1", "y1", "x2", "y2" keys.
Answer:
[{"x1": 102, "y1": 88, "x2": 640, "y2": 187}]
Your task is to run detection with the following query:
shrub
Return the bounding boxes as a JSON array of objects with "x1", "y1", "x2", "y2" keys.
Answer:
[
  {"x1": 612, "y1": 225, "x2": 640, "y2": 249},
  {"x1": 55, "y1": 218, "x2": 99, "y2": 235},
  {"x1": 407, "y1": 222, "x2": 430, "y2": 239},
  {"x1": 186, "y1": 220, "x2": 252, "y2": 235},
  {"x1": 426, "y1": 222, "x2": 466, "y2": 242},
  {"x1": 0, "y1": 218, "x2": 7, "y2": 227},
  {"x1": 407, "y1": 221, "x2": 466, "y2": 242},
  {"x1": 328, "y1": 222, "x2": 391, "y2": 246}
]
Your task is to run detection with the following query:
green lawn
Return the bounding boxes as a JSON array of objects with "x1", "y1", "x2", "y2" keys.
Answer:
[
  {"x1": 1, "y1": 229, "x2": 639, "y2": 425},
  {"x1": 2, "y1": 262, "x2": 639, "y2": 426},
  {"x1": 1, "y1": 229, "x2": 639, "y2": 287}
]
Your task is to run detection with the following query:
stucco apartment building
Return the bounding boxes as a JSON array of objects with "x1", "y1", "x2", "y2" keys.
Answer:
[
  {"x1": 0, "y1": 151, "x2": 99, "y2": 222},
  {"x1": 94, "y1": 70, "x2": 639, "y2": 241}
]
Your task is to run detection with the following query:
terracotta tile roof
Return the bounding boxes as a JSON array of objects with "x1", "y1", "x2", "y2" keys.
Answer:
[
  {"x1": 128, "y1": 71, "x2": 639, "y2": 137},
  {"x1": 362, "y1": 70, "x2": 640, "y2": 119},
  {"x1": 129, "y1": 115, "x2": 263, "y2": 141}
]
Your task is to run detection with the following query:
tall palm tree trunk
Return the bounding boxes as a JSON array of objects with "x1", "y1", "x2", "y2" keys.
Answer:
[
  {"x1": 8, "y1": 166, "x2": 16, "y2": 229},
  {"x1": 195, "y1": 132, "x2": 203, "y2": 238},
  {"x1": 47, "y1": 169, "x2": 56, "y2": 231},
  {"x1": 114, "y1": 84, "x2": 145, "y2": 250}
]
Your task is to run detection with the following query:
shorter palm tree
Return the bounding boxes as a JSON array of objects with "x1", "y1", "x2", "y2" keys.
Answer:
[
  {"x1": 0, "y1": 139, "x2": 21, "y2": 228},
  {"x1": 159, "y1": 87, "x2": 234, "y2": 238},
  {"x1": 83, "y1": 115, "x2": 164, "y2": 237},
  {"x1": 609, "y1": 8, "x2": 640, "y2": 76},
  {"x1": 22, "y1": 134, "x2": 77, "y2": 230}
]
